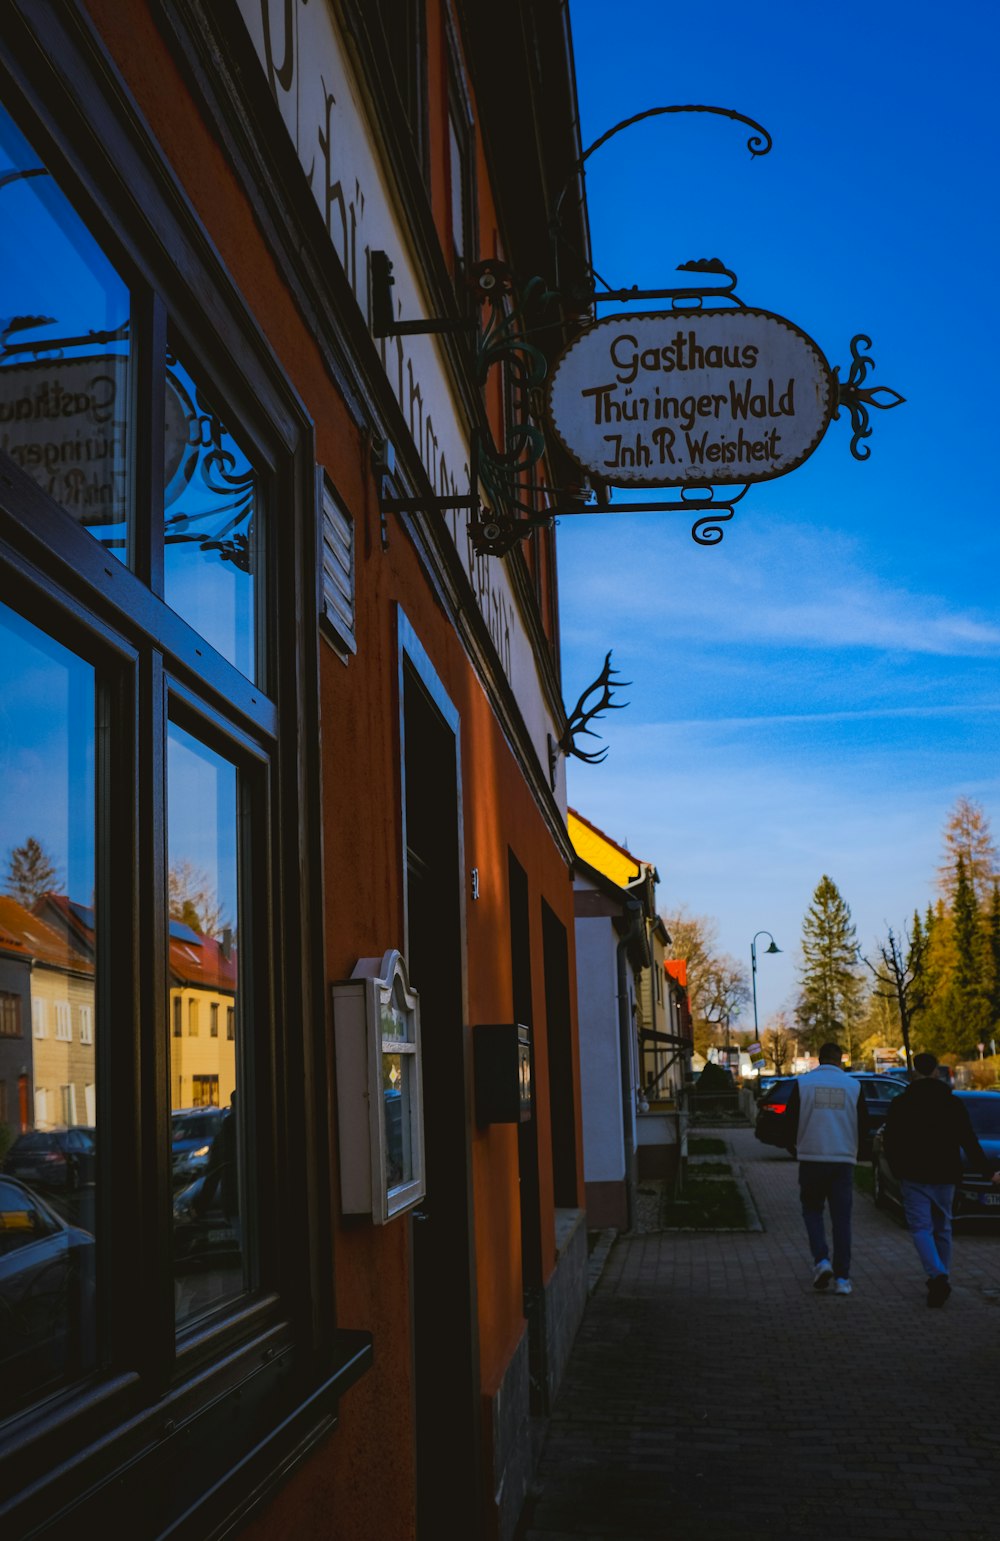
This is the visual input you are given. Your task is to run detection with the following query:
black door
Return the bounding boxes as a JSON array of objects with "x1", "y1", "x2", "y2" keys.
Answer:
[{"x1": 403, "y1": 661, "x2": 480, "y2": 1536}]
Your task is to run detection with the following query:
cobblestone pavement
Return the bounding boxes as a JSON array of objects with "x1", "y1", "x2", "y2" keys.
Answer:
[{"x1": 523, "y1": 1128, "x2": 1000, "y2": 1541}]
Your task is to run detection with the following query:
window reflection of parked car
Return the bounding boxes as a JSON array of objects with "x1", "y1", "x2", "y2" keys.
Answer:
[
  {"x1": 172, "y1": 1173, "x2": 240, "y2": 1270},
  {"x1": 872, "y1": 1089, "x2": 1000, "y2": 1220},
  {"x1": 2, "y1": 1128, "x2": 96, "y2": 1192},
  {"x1": 0, "y1": 1175, "x2": 95, "y2": 1414},
  {"x1": 170, "y1": 1107, "x2": 224, "y2": 1185}
]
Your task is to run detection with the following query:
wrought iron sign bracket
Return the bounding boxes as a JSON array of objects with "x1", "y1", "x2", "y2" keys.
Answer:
[
  {"x1": 582, "y1": 258, "x2": 746, "y2": 310},
  {"x1": 549, "y1": 486, "x2": 751, "y2": 547}
]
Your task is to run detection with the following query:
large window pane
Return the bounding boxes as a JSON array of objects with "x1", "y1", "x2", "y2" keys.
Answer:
[
  {"x1": 0, "y1": 601, "x2": 97, "y2": 1416},
  {"x1": 163, "y1": 351, "x2": 258, "y2": 679},
  {"x1": 167, "y1": 722, "x2": 245, "y2": 1328},
  {"x1": 0, "y1": 103, "x2": 130, "y2": 562}
]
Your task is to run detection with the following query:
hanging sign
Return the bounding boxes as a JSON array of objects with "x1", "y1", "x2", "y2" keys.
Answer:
[{"x1": 546, "y1": 309, "x2": 835, "y2": 487}]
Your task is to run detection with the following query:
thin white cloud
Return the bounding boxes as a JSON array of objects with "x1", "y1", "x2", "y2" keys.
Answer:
[
  {"x1": 636, "y1": 702, "x2": 1000, "y2": 733},
  {"x1": 558, "y1": 516, "x2": 1000, "y2": 658}
]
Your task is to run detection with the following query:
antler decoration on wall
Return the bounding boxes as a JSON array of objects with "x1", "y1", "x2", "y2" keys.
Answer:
[{"x1": 559, "y1": 651, "x2": 630, "y2": 764}]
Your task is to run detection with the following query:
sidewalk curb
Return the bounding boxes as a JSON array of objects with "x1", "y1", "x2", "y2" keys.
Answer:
[{"x1": 587, "y1": 1228, "x2": 617, "y2": 1294}]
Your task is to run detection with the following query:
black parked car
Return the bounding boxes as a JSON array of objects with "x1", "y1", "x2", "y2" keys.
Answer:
[
  {"x1": 0, "y1": 1175, "x2": 96, "y2": 1413},
  {"x1": 754, "y1": 1073, "x2": 908, "y2": 1155},
  {"x1": 170, "y1": 1107, "x2": 225, "y2": 1186},
  {"x1": 754, "y1": 1077, "x2": 798, "y2": 1146},
  {"x1": 3, "y1": 1128, "x2": 96, "y2": 1193},
  {"x1": 872, "y1": 1089, "x2": 1000, "y2": 1220}
]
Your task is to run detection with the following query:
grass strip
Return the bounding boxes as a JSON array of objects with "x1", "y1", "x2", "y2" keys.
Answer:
[{"x1": 659, "y1": 1174, "x2": 747, "y2": 1229}]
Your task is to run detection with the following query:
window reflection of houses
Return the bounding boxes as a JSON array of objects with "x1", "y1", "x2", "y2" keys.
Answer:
[
  {"x1": 167, "y1": 919, "x2": 237, "y2": 1110},
  {"x1": 0, "y1": 909, "x2": 32, "y2": 1136},
  {"x1": 0, "y1": 895, "x2": 95, "y2": 1131}
]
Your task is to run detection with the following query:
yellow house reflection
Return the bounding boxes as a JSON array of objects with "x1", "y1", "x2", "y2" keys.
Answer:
[
  {"x1": 1, "y1": 895, "x2": 95, "y2": 1131},
  {"x1": 0, "y1": 897, "x2": 236, "y2": 1136},
  {"x1": 168, "y1": 919, "x2": 237, "y2": 1111}
]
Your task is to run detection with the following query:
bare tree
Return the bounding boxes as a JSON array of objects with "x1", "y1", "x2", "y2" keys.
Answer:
[
  {"x1": 863, "y1": 924, "x2": 926, "y2": 1071},
  {"x1": 762, "y1": 1011, "x2": 796, "y2": 1074},
  {"x1": 168, "y1": 859, "x2": 228, "y2": 938}
]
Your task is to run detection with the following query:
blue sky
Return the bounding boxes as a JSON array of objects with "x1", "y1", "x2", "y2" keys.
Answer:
[{"x1": 560, "y1": 0, "x2": 1000, "y2": 1024}]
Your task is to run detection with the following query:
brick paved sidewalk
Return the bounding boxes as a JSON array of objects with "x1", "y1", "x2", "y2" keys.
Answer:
[{"x1": 522, "y1": 1128, "x2": 1000, "y2": 1541}]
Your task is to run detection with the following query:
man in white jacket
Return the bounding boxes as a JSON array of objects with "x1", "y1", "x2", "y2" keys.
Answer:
[{"x1": 784, "y1": 1043, "x2": 869, "y2": 1297}]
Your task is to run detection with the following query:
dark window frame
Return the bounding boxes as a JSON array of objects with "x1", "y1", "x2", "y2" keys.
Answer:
[
  {"x1": 0, "y1": 5, "x2": 368, "y2": 1532},
  {"x1": 0, "y1": 994, "x2": 21, "y2": 1039},
  {"x1": 443, "y1": 18, "x2": 478, "y2": 289},
  {"x1": 372, "y1": 0, "x2": 429, "y2": 184}
]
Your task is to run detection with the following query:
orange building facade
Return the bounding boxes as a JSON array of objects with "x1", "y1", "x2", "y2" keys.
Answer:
[{"x1": 0, "y1": 2, "x2": 591, "y2": 1537}]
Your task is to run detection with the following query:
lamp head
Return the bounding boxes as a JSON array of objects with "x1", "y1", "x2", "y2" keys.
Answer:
[{"x1": 766, "y1": 940, "x2": 781, "y2": 955}]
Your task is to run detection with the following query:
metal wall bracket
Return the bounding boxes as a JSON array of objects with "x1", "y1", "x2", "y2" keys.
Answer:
[{"x1": 371, "y1": 250, "x2": 478, "y2": 337}]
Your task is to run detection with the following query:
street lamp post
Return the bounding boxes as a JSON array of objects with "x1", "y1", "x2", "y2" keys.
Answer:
[{"x1": 751, "y1": 930, "x2": 782, "y2": 1047}]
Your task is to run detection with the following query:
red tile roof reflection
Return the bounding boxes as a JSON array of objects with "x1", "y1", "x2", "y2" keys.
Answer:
[
  {"x1": 168, "y1": 929, "x2": 237, "y2": 992},
  {"x1": 0, "y1": 896, "x2": 93, "y2": 973}
]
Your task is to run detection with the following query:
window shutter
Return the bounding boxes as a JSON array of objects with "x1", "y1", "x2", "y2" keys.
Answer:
[{"x1": 319, "y1": 472, "x2": 357, "y2": 660}]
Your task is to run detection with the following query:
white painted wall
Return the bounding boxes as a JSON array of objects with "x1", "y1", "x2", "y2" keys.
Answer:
[
  {"x1": 234, "y1": 0, "x2": 566, "y2": 811},
  {"x1": 575, "y1": 914, "x2": 625, "y2": 1184}
]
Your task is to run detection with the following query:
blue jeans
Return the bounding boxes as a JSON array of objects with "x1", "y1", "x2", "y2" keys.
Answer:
[
  {"x1": 900, "y1": 1180, "x2": 953, "y2": 1278},
  {"x1": 799, "y1": 1161, "x2": 853, "y2": 1279}
]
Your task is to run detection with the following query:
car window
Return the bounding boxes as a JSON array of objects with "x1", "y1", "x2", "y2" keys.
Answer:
[
  {"x1": 962, "y1": 1096, "x2": 1000, "y2": 1140},
  {"x1": 881, "y1": 1080, "x2": 906, "y2": 1099},
  {"x1": 171, "y1": 1114, "x2": 222, "y2": 1142},
  {"x1": 10, "y1": 1133, "x2": 53, "y2": 1152}
]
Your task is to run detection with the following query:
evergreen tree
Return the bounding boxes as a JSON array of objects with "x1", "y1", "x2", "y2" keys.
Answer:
[
  {"x1": 3, "y1": 836, "x2": 59, "y2": 909},
  {"x1": 937, "y1": 795, "x2": 998, "y2": 906},
  {"x1": 795, "y1": 875, "x2": 864, "y2": 1056},
  {"x1": 946, "y1": 854, "x2": 991, "y2": 1054},
  {"x1": 914, "y1": 899, "x2": 954, "y2": 1056},
  {"x1": 988, "y1": 885, "x2": 1000, "y2": 1037}
]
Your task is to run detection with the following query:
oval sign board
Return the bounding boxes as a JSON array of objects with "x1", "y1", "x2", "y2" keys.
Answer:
[{"x1": 546, "y1": 309, "x2": 834, "y2": 487}]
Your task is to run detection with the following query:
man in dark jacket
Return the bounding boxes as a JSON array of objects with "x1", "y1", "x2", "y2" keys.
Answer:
[{"x1": 882, "y1": 1051, "x2": 1000, "y2": 1305}]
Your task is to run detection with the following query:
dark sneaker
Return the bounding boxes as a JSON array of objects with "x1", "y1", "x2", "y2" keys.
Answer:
[
  {"x1": 812, "y1": 1260, "x2": 833, "y2": 1291},
  {"x1": 927, "y1": 1274, "x2": 951, "y2": 1307}
]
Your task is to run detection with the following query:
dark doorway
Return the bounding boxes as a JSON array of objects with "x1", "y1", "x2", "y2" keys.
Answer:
[
  {"x1": 508, "y1": 850, "x2": 544, "y2": 1410},
  {"x1": 403, "y1": 656, "x2": 480, "y2": 1536},
  {"x1": 542, "y1": 900, "x2": 577, "y2": 1207}
]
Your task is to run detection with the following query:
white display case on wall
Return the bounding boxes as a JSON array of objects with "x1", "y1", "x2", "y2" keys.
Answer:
[{"x1": 332, "y1": 949, "x2": 425, "y2": 1223}]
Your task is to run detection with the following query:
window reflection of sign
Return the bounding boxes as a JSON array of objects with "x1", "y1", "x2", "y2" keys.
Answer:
[
  {"x1": 0, "y1": 356, "x2": 194, "y2": 535},
  {"x1": 546, "y1": 309, "x2": 834, "y2": 488},
  {"x1": 0, "y1": 356, "x2": 126, "y2": 525}
]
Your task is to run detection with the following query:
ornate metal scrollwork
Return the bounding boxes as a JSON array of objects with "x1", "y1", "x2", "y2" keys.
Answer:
[
  {"x1": 558, "y1": 650, "x2": 631, "y2": 765},
  {"x1": 691, "y1": 509, "x2": 735, "y2": 545},
  {"x1": 833, "y1": 335, "x2": 906, "y2": 461},
  {"x1": 165, "y1": 365, "x2": 256, "y2": 572},
  {"x1": 472, "y1": 260, "x2": 554, "y2": 528}
]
